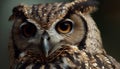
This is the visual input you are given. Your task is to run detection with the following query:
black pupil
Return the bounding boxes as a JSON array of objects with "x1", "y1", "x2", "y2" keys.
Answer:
[
  {"x1": 21, "y1": 23, "x2": 37, "y2": 37},
  {"x1": 59, "y1": 21, "x2": 72, "y2": 31}
]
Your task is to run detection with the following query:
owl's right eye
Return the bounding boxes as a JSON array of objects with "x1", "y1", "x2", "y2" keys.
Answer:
[{"x1": 20, "y1": 22, "x2": 37, "y2": 37}]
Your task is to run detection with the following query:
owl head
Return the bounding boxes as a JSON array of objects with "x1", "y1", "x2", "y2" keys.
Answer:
[{"x1": 9, "y1": 0, "x2": 104, "y2": 64}]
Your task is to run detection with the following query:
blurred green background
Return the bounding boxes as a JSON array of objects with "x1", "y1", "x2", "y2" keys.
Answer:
[{"x1": 0, "y1": 0, "x2": 120, "y2": 69}]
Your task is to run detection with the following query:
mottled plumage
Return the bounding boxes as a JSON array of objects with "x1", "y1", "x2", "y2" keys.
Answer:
[{"x1": 8, "y1": 0, "x2": 120, "y2": 69}]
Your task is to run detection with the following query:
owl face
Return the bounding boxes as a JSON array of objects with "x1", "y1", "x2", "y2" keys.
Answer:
[
  {"x1": 11, "y1": 7, "x2": 86, "y2": 58},
  {"x1": 9, "y1": 0, "x2": 101, "y2": 65}
]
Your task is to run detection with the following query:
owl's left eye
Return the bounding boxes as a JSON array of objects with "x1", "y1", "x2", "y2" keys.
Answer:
[
  {"x1": 55, "y1": 19, "x2": 74, "y2": 34},
  {"x1": 20, "y1": 22, "x2": 37, "y2": 37}
]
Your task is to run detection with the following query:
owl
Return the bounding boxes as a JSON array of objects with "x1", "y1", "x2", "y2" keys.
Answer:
[{"x1": 8, "y1": 0, "x2": 120, "y2": 69}]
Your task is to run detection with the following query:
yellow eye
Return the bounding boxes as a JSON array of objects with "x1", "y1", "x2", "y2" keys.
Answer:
[
  {"x1": 56, "y1": 20, "x2": 73, "y2": 34},
  {"x1": 20, "y1": 22, "x2": 37, "y2": 37}
]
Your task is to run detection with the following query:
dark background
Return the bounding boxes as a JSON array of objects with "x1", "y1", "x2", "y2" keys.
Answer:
[{"x1": 0, "y1": 0, "x2": 120, "y2": 69}]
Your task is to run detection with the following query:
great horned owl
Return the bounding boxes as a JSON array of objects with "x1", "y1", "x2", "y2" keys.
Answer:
[{"x1": 8, "y1": 0, "x2": 120, "y2": 69}]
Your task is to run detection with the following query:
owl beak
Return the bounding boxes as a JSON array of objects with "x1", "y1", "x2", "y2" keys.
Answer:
[{"x1": 40, "y1": 31, "x2": 50, "y2": 57}]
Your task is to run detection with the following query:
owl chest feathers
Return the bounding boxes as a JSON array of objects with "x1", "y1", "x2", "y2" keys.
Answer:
[{"x1": 15, "y1": 46, "x2": 116, "y2": 69}]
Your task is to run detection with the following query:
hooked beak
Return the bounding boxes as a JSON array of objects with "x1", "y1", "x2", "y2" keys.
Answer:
[{"x1": 40, "y1": 31, "x2": 50, "y2": 57}]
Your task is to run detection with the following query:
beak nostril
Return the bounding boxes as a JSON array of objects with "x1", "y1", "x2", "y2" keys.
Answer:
[
  {"x1": 47, "y1": 37, "x2": 50, "y2": 40},
  {"x1": 41, "y1": 31, "x2": 50, "y2": 40}
]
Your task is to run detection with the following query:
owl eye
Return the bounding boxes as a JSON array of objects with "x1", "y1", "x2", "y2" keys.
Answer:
[
  {"x1": 56, "y1": 19, "x2": 73, "y2": 34},
  {"x1": 20, "y1": 22, "x2": 37, "y2": 37}
]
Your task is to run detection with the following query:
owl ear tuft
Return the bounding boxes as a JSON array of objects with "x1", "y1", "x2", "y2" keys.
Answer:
[
  {"x1": 9, "y1": 5, "x2": 27, "y2": 21},
  {"x1": 68, "y1": 0, "x2": 98, "y2": 14}
]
